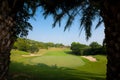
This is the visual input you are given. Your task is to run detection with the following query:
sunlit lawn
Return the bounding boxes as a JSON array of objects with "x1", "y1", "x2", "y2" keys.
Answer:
[{"x1": 9, "y1": 48, "x2": 107, "y2": 80}]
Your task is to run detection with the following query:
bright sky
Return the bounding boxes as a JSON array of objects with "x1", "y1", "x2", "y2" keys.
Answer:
[{"x1": 28, "y1": 9, "x2": 105, "y2": 46}]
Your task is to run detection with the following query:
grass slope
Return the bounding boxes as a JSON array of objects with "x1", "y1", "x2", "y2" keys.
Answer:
[
  {"x1": 30, "y1": 49, "x2": 85, "y2": 68},
  {"x1": 9, "y1": 48, "x2": 107, "y2": 80}
]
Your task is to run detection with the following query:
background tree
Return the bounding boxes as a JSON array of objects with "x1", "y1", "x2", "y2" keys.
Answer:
[
  {"x1": 89, "y1": 42, "x2": 101, "y2": 49},
  {"x1": 89, "y1": 42, "x2": 103, "y2": 55},
  {"x1": 13, "y1": 38, "x2": 28, "y2": 51},
  {"x1": 46, "y1": 42, "x2": 55, "y2": 47},
  {"x1": 71, "y1": 42, "x2": 88, "y2": 55},
  {"x1": 27, "y1": 44, "x2": 39, "y2": 53},
  {"x1": 83, "y1": 42, "x2": 106, "y2": 55},
  {"x1": 71, "y1": 42, "x2": 81, "y2": 55},
  {"x1": 55, "y1": 43, "x2": 64, "y2": 48},
  {"x1": 13, "y1": 38, "x2": 40, "y2": 53},
  {"x1": 13, "y1": 38, "x2": 65, "y2": 52}
]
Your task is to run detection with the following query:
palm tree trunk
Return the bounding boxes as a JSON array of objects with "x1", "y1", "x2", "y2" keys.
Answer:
[
  {"x1": 0, "y1": 52, "x2": 10, "y2": 80},
  {"x1": 0, "y1": 16, "x2": 16, "y2": 80},
  {"x1": 0, "y1": 1, "x2": 17, "y2": 80},
  {"x1": 101, "y1": 1, "x2": 120, "y2": 80}
]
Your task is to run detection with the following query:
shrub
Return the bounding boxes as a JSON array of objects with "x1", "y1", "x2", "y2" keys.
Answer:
[
  {"x1": 83, "y1": 47, "x2": 106, "y2": 55},
  {"x1": 71, "y1": 42, "x2": 88, "y2": 55},
  {"x1": 27, "y1": 45, "x2": 39, "y2": 53},
  {"x1": 13, "y1": 38, "x2": 39, "y2": 53},
  {"x1": 89, "y1": 42, "x2": 101, "y2": 49},
  {"x1": 70, "y1": 42, "x2": 106, "y2": 56}
]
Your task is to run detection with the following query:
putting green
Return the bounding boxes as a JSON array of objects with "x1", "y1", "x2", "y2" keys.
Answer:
[{"x1": 30, "y1": 55, "x2": 85, "y2": 68}]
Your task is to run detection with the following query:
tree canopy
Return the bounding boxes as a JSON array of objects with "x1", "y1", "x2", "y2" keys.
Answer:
[
  {"x1": 40, "y1": 0, "x2": 103, "y2": 40},
  {"x1": 13, "y1": 38, "x2": 65, "y2": 53},
  {"x1": 70, "y1": 42, "x2": 106, "y2": 55},
  {"x1": 89, "y1": 42, "x2": 101, "y2": 49},
  {"x1": 0, "y1": 0, "x2": 41, "y2": 38},
  {"x1": 2, "y1": 0, "x2": 103, "y2": 39}
]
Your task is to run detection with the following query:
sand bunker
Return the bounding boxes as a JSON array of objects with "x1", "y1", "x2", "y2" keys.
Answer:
[
  {"x1": 82, "y1": 56, "x2": 97, "y2": 62},
  {"x1": 22, "y1": 54, "x2": 42, "y2": 57}
]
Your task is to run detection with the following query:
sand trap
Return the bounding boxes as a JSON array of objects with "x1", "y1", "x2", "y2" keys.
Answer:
[
  {"x1": 82, "y1": 56, "x2": 97, "y2": 62},
  {"x1": 22, "y1": 54, "x2": 42, "y2": 57}
]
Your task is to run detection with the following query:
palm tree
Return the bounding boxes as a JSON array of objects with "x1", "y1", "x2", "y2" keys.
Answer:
[
  {"x1": 0, "y1": 0, "x2": 120, "y2": 80},
  {"x1": 0, "y1": 0, "x2": 40, "y2": 79},
  {"x1": 40, "y1": 0, "x2": 120, "y2": 80}
]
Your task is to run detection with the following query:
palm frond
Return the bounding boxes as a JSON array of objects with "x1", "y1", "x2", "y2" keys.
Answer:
[
  {"x1": 95, "y1": 17, "x2": 103, "y2": 29},
  {"x1": 7, "y1": 0, "x2": 102, "y2": 39},
  {"x1": 40, "y1": 0, "x2": 101, "y2": 40},
  {"x1": 52, "y1": 12, "x2": 65, "y2": 27},
  {"x1": 80, "y1": 4, "x2": 99, "y2": 40},
  {"x1": 10, "y1": 0, "x2": 40, "y2": 37}
]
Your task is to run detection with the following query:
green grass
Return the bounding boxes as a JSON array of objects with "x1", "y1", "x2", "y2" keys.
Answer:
[
  {"x1": 31, "y1": 55, "x2": 85, "y2": 68},
  {"x1": 9, "y1": 48, "x2": 107, "y2": 80},
  {"x1": 77, "y1": 55, "x2": 107, "y2": 74}
]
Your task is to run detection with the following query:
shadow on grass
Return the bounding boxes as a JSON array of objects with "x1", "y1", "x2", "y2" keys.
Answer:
[
  {"x1": 8, "y1": 62, "x2": 105, "y2": 80},
  {"x1": 64, "y1": 50, "x2": 74, "y2": 55}
]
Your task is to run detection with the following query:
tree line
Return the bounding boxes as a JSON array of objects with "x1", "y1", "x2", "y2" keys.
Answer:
[
  {"x1": 71, "y1": 42, "x2": 106, "y2": 55},
  {"x1": 13, "y1": 38, "x2": 65, "y2": 53}
]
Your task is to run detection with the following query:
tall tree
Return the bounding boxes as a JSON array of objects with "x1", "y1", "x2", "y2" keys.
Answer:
[
  {"x1": 0, "y1": 0, "x2": 120, "y2": 80},
  {"x1": 40, "y1": 0, "x2": 120, "y2": 80},
  {"x1": 89, "y1": 42, "x2": 101, "y2": 49},
  {"x1": 0, "y1": 0, "x2": 40, "y2": 79}
]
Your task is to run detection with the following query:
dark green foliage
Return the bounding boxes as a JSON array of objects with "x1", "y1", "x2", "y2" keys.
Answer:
[
  {"x1": 13, "y1": 38, "x2": 65, "y2": 53},
  {"x1": 13, "y1": 38, "x2": 39, "y2": 53},
  {"x1": 11, "y1": 0, "x2": 41, "y2": 37},
  {"x1": 71, "y1": 42, "x2": 81, "y2": 55},
  {"x1": 13, "y1": 38, "x2": 28, "y2": 52},
  {"x1": 70, "y1": 42, "x2": 106, "y2": 55},
  {"x1": 71, "y1": 42, "x2": 89, "y2": 55},
  {"x1": 27, "y1": 45, "x2": 39, "y2": 53},
  {"x1": 55, "y1": 43, "x2": 64, "y2": 48},
  {"x1": 84, "y1": 42, "x2": 106, "y2": 55},
  {"x1": 37, "y1": 42, "x2": 48, "y2": 49},
  {"x1": 46, "y1": 42, "x2": 55, "y2": 47},
  {"x1": 89, "y1": 42, "x2": 102, "y2": 49},
  {"x1": 83, "y1": 47, "x2": 106, "y2": 55}
]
